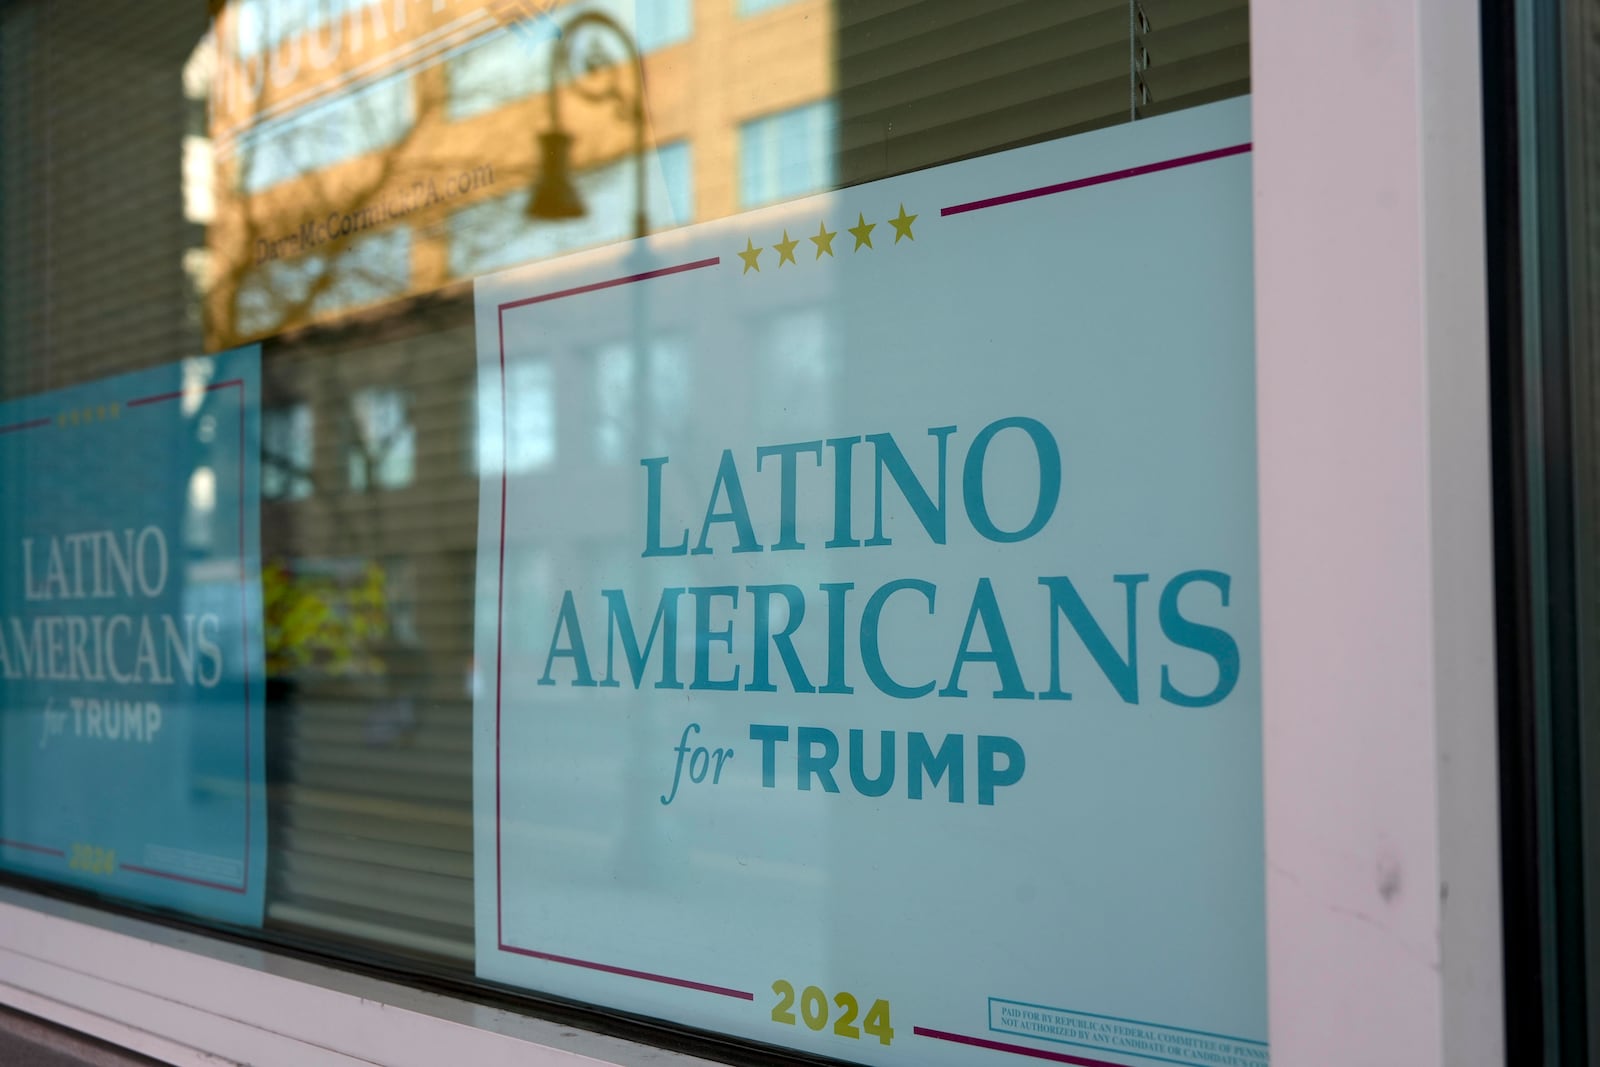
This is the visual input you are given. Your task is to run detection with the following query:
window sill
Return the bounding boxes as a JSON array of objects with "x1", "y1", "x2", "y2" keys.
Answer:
[{"x1": 0, "y1": 886, "x2": 718, "y2": 1067}]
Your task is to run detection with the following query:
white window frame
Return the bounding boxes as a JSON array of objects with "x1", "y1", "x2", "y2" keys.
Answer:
[
  {"x1": 0, "y1": 0, "x2": 1506, "y2": 1063},
  {"x1": 1252, "y1": 0, "x2": 1502, "y2": 1064}
]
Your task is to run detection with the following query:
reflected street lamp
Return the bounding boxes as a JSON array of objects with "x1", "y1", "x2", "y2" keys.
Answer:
[
  {"x1": 523, "y1": 9, "x2": 657, "y2": 884},
  {"x1": 528, "y1": 10, "x2": 648, "y2": 240}
]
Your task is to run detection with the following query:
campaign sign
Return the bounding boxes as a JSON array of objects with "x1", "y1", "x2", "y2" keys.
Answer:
[
  {"x1": 474, "y1": 98, "x2": 1265, "y2": 1066},
  {"x1": 0, "y1": 349, "x2": 265, "y2": 926}
]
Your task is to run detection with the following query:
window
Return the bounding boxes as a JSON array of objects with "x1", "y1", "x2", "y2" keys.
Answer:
[
  {"x1": 237, "y1": 71, "x2": 414, "y2": 192},
  {"x1": 737, "y1": 0, "x2": 798, "y2": 14},
  {"x1": 738, "y1": 101, "x2": 836, "y2": 207},
  {"x1": 231, "y1": 0, "x2": 369, "y2": 58},
  {"x1": 637, "y1": 0, "x2": 693, "y2": 51},
  {"x1": 592, "y1": 343, "x2": 632, "y2": 465},
  {"x1": 755, "y1": 308, "x2": 833, "y2": 437},
  {"x1": 0, "y1": 1, "x2": 1264, "y2": 1065},
  {"x1": 346, "y1": 387, "x2": 415, "y2": 491},
  {"x1": 308, "y1": 227, "x2": 413, "y2": 318},
  {"x1": 262, "y1": 402, "x2": 314, "y2": 500},
  {"x1": 236, "y1": 226, "x2": 413, "y2": 336},
  {"x1": 444, "y1": 21, "x2": 558, "y2": 123},
  {"x1": 590, "y1": 335, "x2": 690, "y2": 464},
  {"x1": 445, "y1": 0, "x2": 692, "y2": 122},
  {"x1": 473, "y1": 360, "x2": 555, "y2": 474}
]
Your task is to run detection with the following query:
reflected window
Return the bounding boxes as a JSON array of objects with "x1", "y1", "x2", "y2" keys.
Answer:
[
  {"x1": 445, "y1": 19, "x2": 557, "y2": 123},
  {"x1": 475, "y1": 360, "x2": 555, "y2": 474},
  {"x1": 185, "y1": 465, "x2": 218, "y2": 549},
  {"x1": 346, "y1": 387, "x2": 415, "y2": 491},
  {"x1": 757, "y1": 309, "x2": 833, "y2": 435},
  {"x1": 231, "y1": 0, "x2": 368, "y2": 58},
  {"x1": 236, "y1": 226, "x2": 412, "y2": 336},
  {"x1": 593, "y1": 343, "x2": 633, "y2": 465},
  {"x1": 237, "y1": 71, "x2": 413, "y2": 193},
  {"x1": 646, "y1": 337, "x2": 691, "y2": 456},
  {"x1": 447, "y1": 142, "x2": 692, "y2": 277},
  {"x1": 588, "y1": 335, "x2": 691, "y2": 463},
  {"x1": 445, "y1": 0, "x2": 692, "y2": 123},
  {"x1": 737, "y1": 0, "x2": 799, "y2": 14},
  {"x1": 380, "y1": 555, "x2": 420, "y2": 647},
  {"x1": 739, "y1": 101, "x2": 836, "y2": 207},
  {"x1": 637, "y1": 0, "x2": 693, "y2": 51},
  {"x1": 310, "y1": 227, "x2": 412, "y2": 317},
  {"x1": 263, "y1": 402, "x2": 314, "y2": 501},
  {"x1": 488, "y1": 549, "x2": 551, "y2": 654}
]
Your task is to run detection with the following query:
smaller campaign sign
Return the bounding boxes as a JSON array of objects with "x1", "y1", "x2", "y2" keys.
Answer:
[{"x1": 0, "y1": 349, "x2": 265, "y2": 926}]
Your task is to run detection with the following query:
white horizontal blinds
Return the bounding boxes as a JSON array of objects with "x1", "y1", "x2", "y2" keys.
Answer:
[
  {"x1": 269, "y1": 769, "x2": 474, "y2": 963},
  {"x1": 261, "y1": 324, "x2": 477, "y2": 966},
  {"x1": 0, "y1": 0, "x2": 207, "y2": 400},
  {"x1": 269, "y1": 696, "x2": 474, "y2": 963},
  {"x1": 835, "y1": 0, "x2": 1250, "y2": 187},
  {"x1": 1137, "y1": 0, "x2": 1250, "y2": 120},
  {"x1": 837, "y1": 0, "x2": 1134, "y2": 185}
]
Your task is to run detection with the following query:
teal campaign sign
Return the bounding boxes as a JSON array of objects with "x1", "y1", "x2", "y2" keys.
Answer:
[
  {"x1": 473, "y1": 99, "x2": 1264, "y2": 1066},
  {"x1": 0, "y1": 349, "x2": 265, "y2": 926}
]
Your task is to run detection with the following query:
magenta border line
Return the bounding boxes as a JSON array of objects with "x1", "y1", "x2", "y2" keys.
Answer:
[
  {"x1": 0, "y1": 417, "x2": 51, "y2": 437},
  {"x1": 500, "y1": 257, "x2": 722, "y2": 313},
  {"x1": 941, "y1": 142, "x2": 1253, "y2": 217},
  {"x1": 0, "y1": 839, "x2": 65, "y2": 857},
  {"x1": 110, "y1": 378, "x2": 252, "y2": 896},
  {"x1": 914, "y1": 1027, "x2": 1136, "y2": 1067},
  {"x1": 491, "y1": 254, "x2": 749, "y2": 1001}
]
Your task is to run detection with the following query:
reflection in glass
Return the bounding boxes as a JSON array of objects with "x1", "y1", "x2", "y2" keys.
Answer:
[
  {"x1": 231, "y1": 0, "x2": 370, "y2": 59},
  {"x1": 592, "y1": 343, "x2": 632, "y2": 465},
  {"x1": 262, "y1": 403, "x2": 314, "y2": 501},
  {"x1": 475, "y1": 361, "x2": 555, "y2": 474},
  {"x1": 239, "y1": 73, "x2": 414, "y2": 193},
  {"x1": 646, "y1": 337, "x2": 691, "y2": 457},
  {"x1": 739, "y1": 102, "x2": 838, "y2": 208},
  {"x1": 1, "y1": 0, "x2": 1253, "y2": 1035},
  {"x1": 448, "y1": 143, "x2": 692, "y2": 278},
  {"x1": 346, "y1": 386, "x2": 415, "y2": 491},
  {"x1": 185, "y1": 465, "x2": 218, "y2": 548},
  {"x1": 236, "y1": 227, "x2": 413, "y2": 337},
  {"x1": 738, "y1": 0, "x2": 801, "y2": 14},
  {"x1": 446, "y1": 0, "x2": 690, "y2": 122},
  {"x1": 757, "y1": 308, "x2": 834, "y2": 437}
]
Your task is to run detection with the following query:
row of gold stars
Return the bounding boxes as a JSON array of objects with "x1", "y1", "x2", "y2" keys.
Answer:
[
  {"x1": 57, "y1": 404, "x2": 120, "y2": 427},
  {"x1": 738, "y1": 204, "x2": 919, "y2": 274}
]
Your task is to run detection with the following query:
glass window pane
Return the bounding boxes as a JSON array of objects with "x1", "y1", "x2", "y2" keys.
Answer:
[
  {"x1": 263, "y1": 403, "x2": 314, "y2": 500},
  {"x1": 738, "y1": 0, "x2": 800, "y2": 15},
  {"x1": 0, "y1": 1, "x2": 1258, "y2": 1063},
  {"x1": 448, "y1": 142, "x2": 692, "y2": 278},
  {"x1": 347, "y1": 386, "x2": 415, "y2": 491}
]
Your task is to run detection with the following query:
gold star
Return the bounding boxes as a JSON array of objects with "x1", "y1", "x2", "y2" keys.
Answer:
[
  {"x1": 109, "y1": 402, "x2": 120, "y2": 420},
  {"x1": 848, "y1": 213, "x2": 875, "y2": 251},
  {"x1": 738, "y1": 237, "x2": 763, "y2": 274},
  {"x1": 82, "y1": 407, "x2": 94, "y2": 424},
  {"x1": 774, "y1": 229, "x2": 799, "y2": 267},
  {"x1": 96, "y1": 405, "x2": 106, "y2": 421},
  {"x1": 810, "y1": 220, "x2": 837, "y2": 258},
  {"x1": 56, "y1": 413, "x2": 67, "y2": 428},
  {"x1": 69, "y1": 409, "x2": 80, "y2": 426},
  {"x1": 889, "y1": 203, "x2": 918, "y2": 243}
]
